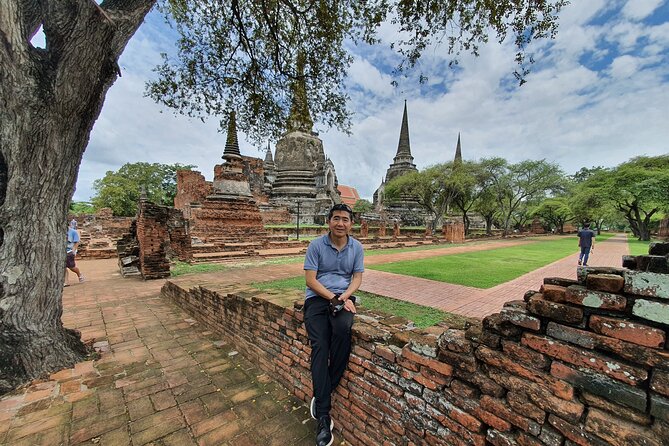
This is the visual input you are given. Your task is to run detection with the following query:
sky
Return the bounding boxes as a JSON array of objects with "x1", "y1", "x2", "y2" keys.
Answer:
[{"x1": 64, "y1": 0, "x2": 669, "y2": 202}]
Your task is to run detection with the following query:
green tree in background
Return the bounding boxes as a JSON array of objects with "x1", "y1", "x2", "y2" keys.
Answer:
[
  {"x1": 385, "y1": 165, "x2": 459, "y2": 230},
  {"x1": 92, "y1": 163, "x2": 194, "y2": 216},
  {"x1": 588, "y1": 156, "x2": 669, "y2": 240},
  {"x1": 531, "y1": 197, "x2": 574, "y2": 233},
  {"x1": 481, "y1": 158, "x2": 567, "y2": 236},
  {"x1": 69, "y1": 201, "x2": 96, "y2": 215},
  {"x1": 353, "y1": 199, "x2": 373, "y2": 214}
]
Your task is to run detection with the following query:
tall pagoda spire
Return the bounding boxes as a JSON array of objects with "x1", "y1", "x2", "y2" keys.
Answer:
[
  {"x1": 395, "y1": 100, "x2": 412, "y2": 158},
  {"x1": 264, "y1": 142, "x2": 274, "y2": 164},
  {"x1": 223, "y1": 110, "x2": 242, "y2": 160},
  {"x1": 454, "y1": 132, "x2": 462, "y2": 165},
  {"x1": 287, "y1": 52, "x2": 314, "y2": 133}
]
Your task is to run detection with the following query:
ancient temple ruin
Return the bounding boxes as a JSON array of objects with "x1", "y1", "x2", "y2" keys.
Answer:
[
  {"x1": 373, "y1": 101, "x2": 423, "y2": 225},
  {"x1": 176, "y1": 111, "x2": 268, "y2": 246},
  {"x1": 268, "y1": 63, "x2": 341, "y2": 224}
]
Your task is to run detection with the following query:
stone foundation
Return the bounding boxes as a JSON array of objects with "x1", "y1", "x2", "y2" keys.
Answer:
[{"x1": 163, "y1": 243, "x2": 669, "y2": 446}]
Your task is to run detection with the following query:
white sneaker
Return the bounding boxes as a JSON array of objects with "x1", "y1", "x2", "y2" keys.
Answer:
[
  {"x1": 79, "y1": 276, "x2": 85, "y2": 283},
  {"x1": 310, "y1": 397, "x2": 316, "y2": 420}
]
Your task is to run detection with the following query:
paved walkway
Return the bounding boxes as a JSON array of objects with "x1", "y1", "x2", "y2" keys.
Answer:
[{"x1": 0, "y1": 234, "x2": 629, "y2": 445}]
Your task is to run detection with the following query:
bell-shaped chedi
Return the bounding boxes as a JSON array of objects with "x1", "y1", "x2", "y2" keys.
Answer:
[{"x1": 270, "y1": 54, "x2": 340, "y2": 224}]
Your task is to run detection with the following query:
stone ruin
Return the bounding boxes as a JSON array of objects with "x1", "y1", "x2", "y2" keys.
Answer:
[
  {"x1": 164, "y1": 240, "x2": 669, "y2": 446},
  {"x1": 117, "y1": 197, "x2": 191, "y2": 279}
]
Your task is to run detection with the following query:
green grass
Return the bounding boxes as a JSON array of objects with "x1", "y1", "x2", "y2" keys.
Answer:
[
  {"x1": 627, "y1": 234, "x2": 652, "y2": 256},
  {"x1": 251, "y1": 276, "x2": 467, "y2": 329},
  {"x1": 170, "y1": 256, "x2": 304, "y2": 277},
  {"x1": 368, "y1": 235, "x2": 613, "y2": 289}
]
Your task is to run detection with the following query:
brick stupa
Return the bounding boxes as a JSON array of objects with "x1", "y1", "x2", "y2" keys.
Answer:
[{"x1": 189, "y1": 111, "x2": 267, "y2": 243}]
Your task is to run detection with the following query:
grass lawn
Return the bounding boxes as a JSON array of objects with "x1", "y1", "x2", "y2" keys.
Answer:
[
  {"x1": 251, "y1": 276, "x2": 468, "y2": 329},
  {"x1": 627, "y1": 234, "x2": 653, "y2": 256},
  {"x1": 170, "y1": 256, "x2": 304, "y2": 277},
  {"x1": 368, "y1": 234, "x2": 615, "y2": 289}
]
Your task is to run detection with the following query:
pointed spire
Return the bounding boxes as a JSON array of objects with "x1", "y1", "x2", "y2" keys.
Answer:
[
  {"x1": 454, "y1": 132, "x2": 462, "y2": 165},
  {"x1": 287, "y1": 52, "x2": 314, "y2": 133},
  {"x1": 223, "y1": 110, "x2": 242, "y2": 160},
  {"x1": 264, "y1": 142, "x2": 274, "y2": 164},
  {"x1": 396, "y1": 100, "x2": 411, "y2": 157}
]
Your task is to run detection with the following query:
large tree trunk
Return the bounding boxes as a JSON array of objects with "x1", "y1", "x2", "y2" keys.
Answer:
[{"x1": 0, "y1": 0, "x2": 154, "y2": 394}]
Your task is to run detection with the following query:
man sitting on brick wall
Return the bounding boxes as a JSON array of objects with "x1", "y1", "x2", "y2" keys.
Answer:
[{"x1": 304, "y1": 203, "x2": 364, "y2": 446}]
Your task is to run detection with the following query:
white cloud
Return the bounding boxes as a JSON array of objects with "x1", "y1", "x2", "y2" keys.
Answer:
[
  {"x1": 622, "y1": 0, "x2": 664, "y2": 20},
  {"x1": 609, "y1": 54, "x2": 640, "y2": 78}
]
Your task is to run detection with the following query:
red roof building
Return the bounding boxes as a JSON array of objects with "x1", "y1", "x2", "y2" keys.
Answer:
[{"x1": 337, "y1": 184, "x2": 360, "y2": 207}]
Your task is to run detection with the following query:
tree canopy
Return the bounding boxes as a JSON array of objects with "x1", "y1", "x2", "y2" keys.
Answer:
[
  {"x1": 149, "y1": 0, "x2": 567, "y2": 143},
  {"x1": 92, "y1": 162, "x2": 194, "y2": 216},
  {"x1": 576, "y1": 156, "x2": 669, "y2": 240}
]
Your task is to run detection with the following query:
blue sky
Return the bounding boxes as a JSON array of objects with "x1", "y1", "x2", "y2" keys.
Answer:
[{"x1": 70, "y1": 0, "x2": 669, "y2": 202}]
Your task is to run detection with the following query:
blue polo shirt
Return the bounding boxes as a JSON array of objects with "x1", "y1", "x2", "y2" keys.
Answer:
[{"x1": 304, "y1": 233, "x2": 364, "y2": 299}]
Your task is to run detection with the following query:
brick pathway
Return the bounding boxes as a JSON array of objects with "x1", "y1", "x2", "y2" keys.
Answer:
[
  {"x1": 1, "y1": 259, "x2": 316, "y2": 446},
  {"x1": 1, "y1": 234, "x2": 629, "y2": 445}
]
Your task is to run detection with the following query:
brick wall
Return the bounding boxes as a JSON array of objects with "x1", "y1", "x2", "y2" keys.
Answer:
[
  {"x1": 162, "y1": 245, "x2": 669, "y2": 446},
  {"x1": 174, "y1": 170, "x2": 213, "y2": 216},
  {"x1": 136, "y1": 200, "x2": 192, "y2": 279}
]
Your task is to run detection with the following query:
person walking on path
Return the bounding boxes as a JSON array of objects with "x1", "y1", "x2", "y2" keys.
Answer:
[
  {"x1": 65, "y1": 220, "x2": 85, "y2": 285},
  {"x1": 303, "y1": 203, "x2": 364, "y2": 446},
  {"x1": 577, "y1": 223, "x2": 596, "y2": 266}
]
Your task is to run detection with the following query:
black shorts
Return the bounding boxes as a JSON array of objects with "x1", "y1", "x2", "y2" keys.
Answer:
[{"x1": 66, "y1": 252, "x2": 76, "y2": 268}]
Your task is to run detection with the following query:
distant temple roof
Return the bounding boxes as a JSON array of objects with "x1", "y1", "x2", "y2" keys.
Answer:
[{"x1": 337, "y1": 184, "x2": 360, "y2": 207}]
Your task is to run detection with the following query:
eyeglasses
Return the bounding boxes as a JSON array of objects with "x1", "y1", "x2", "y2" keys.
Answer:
[{"x1": 331, "y1": 204, "x2": 353, "y2": 213}]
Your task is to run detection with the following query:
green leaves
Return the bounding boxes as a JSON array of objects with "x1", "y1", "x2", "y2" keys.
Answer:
[
  {"x1": 148, "y1": 1, "x2": 566, "y2": 143},
  {"x1": 91, "y1": 162, "x2": 195, "y2": 216}
]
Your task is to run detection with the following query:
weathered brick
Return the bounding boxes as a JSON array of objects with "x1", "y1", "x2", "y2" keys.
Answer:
[
  {"x1": 527, "y1": 295, "x2": 583, "y2": 324},
  {"x1": 580, "y1": 391, "x2": 651, "y2": 425},
  {"x1": 537, "y1": 423, "x2": 564, "y2": 446},
  {"x1": 585, "y1": 408, "x2": 664, "y2": 446},
  {"x1": 589, "y1": 315, "x2": 666, "y2": 348},
  {"x1": 483, "y1": 313, "x2": 523, "y2": 338},
  {"x1": 632, "y1": 299, "x2": 669, "y2": 325},
  {"x1": 651, "y1": 369, "x2": 669, "y2": 397},
  {"x1": 499, "y1": 307, "x2": 541, "y2": 331},
  {"x1": 548, "y1": 414, "x2": 608, "y2": 446},
  {"x1": 543, "y1": 277, "x2": 579, "y2": 288},
  {"x1": 453, "y1": 367, "x2": 505, "y2": 397},
  {"x1": 506, "y1": 391, "x2": 545, "y2": 424},
  {"x1": 501, "y1": 340, "x2": 550, "y2": 371},
  {"x1": 550, "y1": 361, "x2": 647, "y2": 411},
  {"x1": 650, "y1": 393, "x2": 669, "y2": 423},
  {"x1": 541, "y1": 284, "x2": 568, "y2": 302},
  {"x1": 438, "y1": 329, "x2": 473, "y2": 353},
  {"x1": 649, "y1": 242, "x2": 669, "y2": 256},
  {"x1": 546, "y1": 321, "x2": 669, "y2": 369},
  {"x1": 525, "y1": 384, "x2": 584, "y2": 424},
  {"x1": 585, "y1": 273, "x2": 625, "y2": 293},
  {"x1": 522, "y1": 333, "x2": 647, "y2": 385},
  {"x1": 480, "y1": 395, "x2": 541, "y2": 435},
  {"x1": 486, "y1": 429, "x2": 516, "y2": 446},
  {"x1": 624, "y1": 270, "x2": 669, "y2": 299},
  {"x1": 374, "y1": 345, "x2": 396, "y2": 363},
  {"x1": 476, "y1": 346, "x2": 572, "y2": 398},
  {"x1": 565, "y1": 285, "x2": 627, "y2": 310},
  {"x1": 437, "y1": 349, "x2": 477, "y2": 373}
]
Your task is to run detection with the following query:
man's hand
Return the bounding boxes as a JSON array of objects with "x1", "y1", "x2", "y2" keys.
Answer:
[{"x1": 343, "y1": 299, "x2": 356, "y2": 314}]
